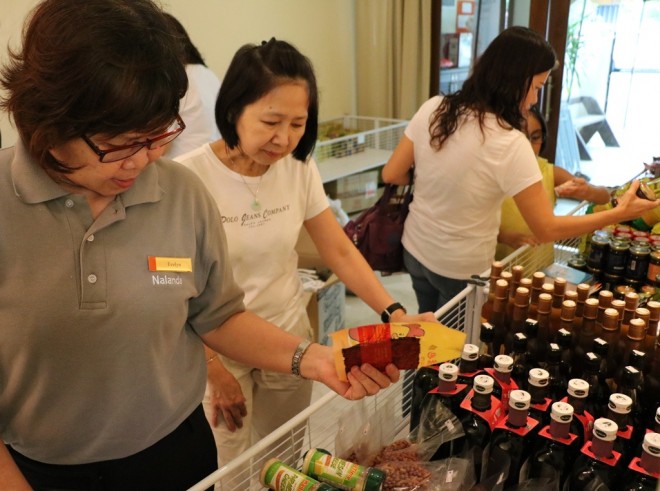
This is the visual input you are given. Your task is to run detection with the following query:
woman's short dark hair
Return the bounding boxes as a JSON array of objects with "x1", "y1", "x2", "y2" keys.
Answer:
[
  {"x1": 431, "y1": 26, "x2": 557, "y2": 149},
  {"x1": 0, "y1": 0, "x2": 188, "y2": 172},
  {"x1": 216, "y1": 38, "x2": 319, "y2": 162}
]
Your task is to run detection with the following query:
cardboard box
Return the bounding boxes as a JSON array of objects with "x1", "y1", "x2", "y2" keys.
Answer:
[{"x1": 295, "y1": 228, "x2": 346, "y2": 345}]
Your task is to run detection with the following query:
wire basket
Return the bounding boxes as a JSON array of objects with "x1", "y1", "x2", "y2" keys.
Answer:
[{"x1": 314, "y1": 116, "x2": 407, "y2": 164}]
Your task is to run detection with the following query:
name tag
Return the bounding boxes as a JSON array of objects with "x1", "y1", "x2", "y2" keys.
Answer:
[{"x1": 148, "y1": 256, "x2": 192, "y2": 272}]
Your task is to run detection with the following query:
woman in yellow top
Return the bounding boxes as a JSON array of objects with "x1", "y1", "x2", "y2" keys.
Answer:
[{"x1": 496, "y1": 106, "x2": 611, "y2": 259}]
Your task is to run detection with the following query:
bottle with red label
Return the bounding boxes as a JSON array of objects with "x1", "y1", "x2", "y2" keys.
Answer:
[
  {"x1": 425, "y1": 362, "x2": 468, "y2": 461},
  {"x1": 456, "y1": 343, "x2": 481, "y2": 387},
  {"x1": 621, "y1": 432, "x2": 660, "y2": 490},
  {"x1": 487, "y1": 354, "x2": 516, "y2": 416},
  {"x1": 453, "y1": 374, "x2": 500, "y2": 482},
  {"x1": 606, "y1": 392, "x2": 637, "y2": 465},
  {"x1": 562, "y1": 378, "x2": 595, "y2": 451},
  {"x1": 524, "y1": 401, "x2": 580, "y2": 487},
  {"x1": 527, "y1": 367, "x2": 552, "y2": 428},
  {"x1": 565, "y1": 417, "x2": 625, "y2": 491},
  {"x1": 488, "y1": 389, "x2": 539, "y2": 488}
]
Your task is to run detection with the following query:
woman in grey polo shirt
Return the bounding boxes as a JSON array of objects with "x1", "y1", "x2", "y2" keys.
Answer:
[{"x1": 0, "y1": 1, "x2": 399, "y2": 489}]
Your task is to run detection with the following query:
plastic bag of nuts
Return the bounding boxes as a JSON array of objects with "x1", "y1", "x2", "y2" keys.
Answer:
[
  {"x1": 376, "y1": 461, "x2": 432, "y2": 490},
  {"x1": 372, "y1": 439, "x2": 420, "y2": 466}
]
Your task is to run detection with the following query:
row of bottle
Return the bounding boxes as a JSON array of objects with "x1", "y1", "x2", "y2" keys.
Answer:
[
  {"x1": 478, "y1": 262, "x2": 660, "y2": 428},
  {"x1": 410, "y1": 359, "x2": 660, "y2": 490}
]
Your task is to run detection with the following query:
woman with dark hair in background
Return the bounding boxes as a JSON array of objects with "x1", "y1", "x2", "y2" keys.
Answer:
[
  {"x1": 383, "y1": 26, "x2": 656, "y2": 314},
  {"x1": 176, "y1": 38, "x2": 436, "y2": 469},
  {"x1": 0, "y1": 3, "x2": 398, "y2": 489},
  {"x1": 162, "y1": 12, "x2": 222, "y2": 158}
]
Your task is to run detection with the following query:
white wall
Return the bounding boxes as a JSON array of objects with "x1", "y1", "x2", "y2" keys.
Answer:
[{"x1": 0, "y1": 0, "x2": 356, "y2": 147}]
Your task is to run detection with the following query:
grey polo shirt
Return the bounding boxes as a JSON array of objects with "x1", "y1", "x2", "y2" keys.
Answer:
[{"x1": 0, "y1": 142, "x2": 245, "y2": 464}]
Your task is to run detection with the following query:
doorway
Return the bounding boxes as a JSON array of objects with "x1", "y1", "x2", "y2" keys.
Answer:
[{"x1": 557, "y1": 0, "x2": 660, "y2": 186}]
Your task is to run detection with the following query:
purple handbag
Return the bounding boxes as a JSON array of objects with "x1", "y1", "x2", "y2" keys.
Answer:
[{"x1": 343, "y1": 181, "x2": 413, "y2": 275}]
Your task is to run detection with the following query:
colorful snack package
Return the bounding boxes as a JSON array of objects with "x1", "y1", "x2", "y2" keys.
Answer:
[{"x1": 330, "y1": 322, "x2": 466, "y2": 381}]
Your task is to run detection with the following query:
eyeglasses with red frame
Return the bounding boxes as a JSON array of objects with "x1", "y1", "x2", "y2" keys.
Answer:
[{"x1": 82, "y1": 115, "x2": 186, "y2": 163}]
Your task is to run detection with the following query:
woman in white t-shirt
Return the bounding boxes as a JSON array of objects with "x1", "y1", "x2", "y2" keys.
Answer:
[
  {"x1": 176, "y1": 38, "x2": 436, "y2": 471},
  {"x1": 382, "y1": 26, "x2": 656, "y2": 314}
]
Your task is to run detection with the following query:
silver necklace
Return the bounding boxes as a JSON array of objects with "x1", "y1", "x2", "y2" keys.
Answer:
[{"x1": 225, "y1": 142, "x2": 263, "y2": 211}]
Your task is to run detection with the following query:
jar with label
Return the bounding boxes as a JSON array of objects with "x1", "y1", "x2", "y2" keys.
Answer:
[
  {"x1": 587, "y1": 234, "x2": 610, "y2": 276},
  {"x1": 646, "y1": 250, "x2": 660, "y2": 286},
  {"x1": 302, "y1": 448, "x2": 385, "y2": 491},
  {"x1": 625, "y1": 243, "x2": 651, "y2": 282},
  {"x1": 605, "y1": 239, "x2": 630, "y2": 277}
]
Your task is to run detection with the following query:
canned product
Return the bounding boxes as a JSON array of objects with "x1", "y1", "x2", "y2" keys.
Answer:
[
  {"x1": 625, "y1": 244, "x2": 651, "y2": 281},
  {"x1": 587, "y1": 234, "x2": 610, "y2": 271},
  {"x1": 605, "y1": 239, "x2": 629, "y2": 276},
  {"x1": 647, "y1": 250, "x2": 660, "y2": 285}
]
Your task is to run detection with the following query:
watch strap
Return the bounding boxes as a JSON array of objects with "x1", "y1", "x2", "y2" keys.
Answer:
[{"x1": 381, "y1": 302, "x2": 407, "y2": 323}]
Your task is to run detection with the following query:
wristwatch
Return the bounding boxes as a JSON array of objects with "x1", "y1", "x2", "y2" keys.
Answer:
[{"x1": 381, "y1": 302, "x2": 407, "y2": 323}]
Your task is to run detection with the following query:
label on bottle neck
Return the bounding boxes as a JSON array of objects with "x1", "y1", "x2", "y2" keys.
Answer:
[
  {"x1": 429, "y1": 383, "x2": 467, "y2": 396},
  {"x1": 580, "y1": 441, "x2": 622, "y2": 467},
  {"x1": 484, "y1": 367, "x2": 519, "y2": 411},
  {"x1": 537, "y1": 425, "x2": 579, "y2": 445},
  {"x1": 493, "y1": 414, "x2": 539, "y2": 436},
  {"x1": 459, "y1": 390, "x2": 501, "y2": 432},
  {"x1": 628, "y1": 457, "x2": 660, "y2": 479}
]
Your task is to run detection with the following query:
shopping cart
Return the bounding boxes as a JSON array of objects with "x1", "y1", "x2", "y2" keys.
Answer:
[{"x1": 188, "y1": 200, "x2": 595, "y2": 491}]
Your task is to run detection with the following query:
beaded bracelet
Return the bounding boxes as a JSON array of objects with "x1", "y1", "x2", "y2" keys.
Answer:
[{"x1": 291, "y1": 339, "x2": 312, "y2": 378}]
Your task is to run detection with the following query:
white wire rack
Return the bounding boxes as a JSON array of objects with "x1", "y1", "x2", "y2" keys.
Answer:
[{"x1": 188, "y1": 201, "x2": 592, "y2": 491}]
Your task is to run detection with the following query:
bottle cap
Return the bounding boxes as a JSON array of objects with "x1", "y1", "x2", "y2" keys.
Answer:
[
  {"x1": 473, "y1": 374, "x2": 494, "y2": 394},
  {"x1": 554, "y1": 277, "x2": 567, "y2": 295},
  {"x1": 608, "y1": 393, "x2": 633, "y2": 415},
  {"x1": 480, "y1": 323, "x2": 494, "y2": 342},
  {"x1": 514, "y1": 287, "x2": 530, "y2": 306},
  {"x1": 583, "y1": 298, "x2": 599, "y2": 319},
  {"x1": 551, "y1": 401, "x2": 574, "y2": 423},
  {"x1": 629, "y1": 350, "x2": 646, "y2": 370},
  {"x1": 537, "y1": 293, "x2": 552, "y2": 314},
  {"x1": 601, "y1": 308, "x2": 619, "y2": 332},
  {"x1": 494, "y1": 355, "x2": 514, "y2": 373},
  {"x1": 620, "y1": 366, "x2": 641, "y2": 388},
  {"x1": 656, "y1": 406, "x2": 660, "y2": 426},
  {"x1": 576, "y1": 283, "x2": 591, "y2": 301},
  {"x1": 567, "y1": 378, "x2": 590, "y2": 399},
  {"x1": 525, "y1": 319, "x2": 538, "y2": 337},
  {"x1": 643, "y1": 432, "x2": 660, "y2": 457},
  {"x1": 520, "y1": 278, "x2": 532, "y2": 289},
  {"x1": 584, "y1": 352, "x2": 601, "y2": 372},
  {"x1": 647, "y1": 300, "x2": 660, "y2": 320},
  {"x1": 461, "y1": 343, "x2": 479, "y2": 362},
  {"x1": 495, "y1": 278, "x2": 509, "y2": 297},
  {"x1": 509, "y1": 389, "x2": 531, "y2": 410},
  {"x1": 627, "y1": 318, "x2": 646, "y2": 341},
  {"x1": 592, "y1": 338, "x2": 608, "y2": 357},
  {"x1": 438, "y1": 362, "x2": 459, "y2": 382},
  {"x1": 556, "y1": 329, "x2": 572, "y2": 347},
  {"x1": 593, "y1": 418, "x2": 619, "y2": 441},
  {"x1": 624, "y1": 291, "x2": 640, "y2": 310},
  {"x1": 528, "y1": 368, "x2": 549, "y2": 387},
  {"x1": 547, "y1": 343, "x2": 561, "y2": 362},
  {"x1": 598, "y1": 289, "x2": 614, "y2": 305},
  {"x1": 560, "y1": 300, "x2": 576, "y2": 318},
  {"x1": 532, "y1": 271, "x2": 546, "y2": 288},
  {"x1": 513, "y1": 332, "x2": 528, "y2": 351},
  {"x1": 635, "y1": 307, "x2": 651, "y2": 323}
]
